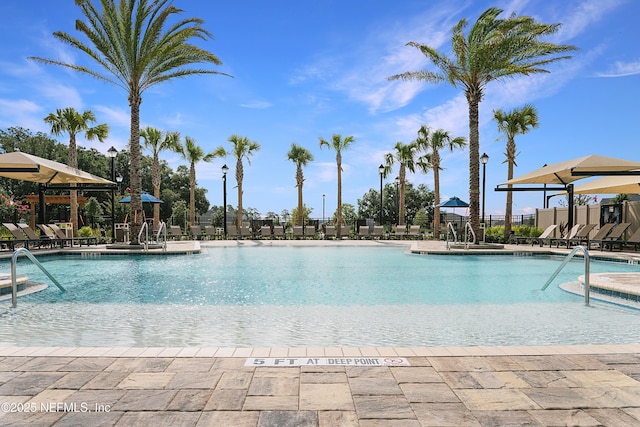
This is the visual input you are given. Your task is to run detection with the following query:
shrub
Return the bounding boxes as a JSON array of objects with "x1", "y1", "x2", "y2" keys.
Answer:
[{"x1": 78, "y1": 226, "x2": 94, "y2": 237}]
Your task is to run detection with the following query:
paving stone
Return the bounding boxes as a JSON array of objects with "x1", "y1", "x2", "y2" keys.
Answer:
[
  {"x1": 455, "y1": 388, "x2": 541, "y2": 411},
  {"x1": 300, "y1": 372, "x2": 347, "y2": 384},
  {"x1": 404, "y1": 356, "x2": 431, "y2": 367},
  {"x1": 205, "y1": 388, "x2": 248, "y2": 410},
  {"x1": 166, "y1": 358, "x2": 215, "y2": 372},
  {"x1": 27, "y1": 388, "x2": 75, "y2": 406},
  {"x1": 391, "y1": 366, "x2": 443, "y2": 383},
  {"x1": 484, "y1": 356, "x2": 523, "y2": 372},
  {"x1": 213, "y1": 357, "x2": 250, "y2": 370},
  {"x1": 349, "y1": 377, "x2": 402, "y2": 395},
  {"x1": 166, "y1": 389, "x2": 212, "y2": 411},
  {"x1": 81, "y1": 371, "x2": 130, "y2": 390},
  {"x1": 257, "y1": 410, "x2": 318, "y2": 427},
  {"x1": 248, "y1": 377, "x2": 299, "y2": 396},
  {"x1": 197, "y1": 410, "x2": 260, "y2": 427},
  {"x1": 253, "y1": 367, "x2": 299, "y2": 377},
  {"x1": 104, "y1": 357, "x2": 173, "y2": 373},
  {"x1": 51, "y1": 371, "x2": 99, "y2": 389},
  {"x1": 63, "y1": 357, "x2": 116, "y2": 372},
  {"x1": 0, "y1": 357, "x2": 30, "y2": 371},
  {"x1": 318, "y1": 410, "x2": 359, "y2": 427},
  {"x1": 166, "y1": 371, "x2": 222, "y2": 389},
  {"x1": 522, "y1": 387, "x2": 598, "y2": 409},
  {"x1": 621, "y1": 408, "x2": 640, "y2": 423},
  {"x1": 428, "y1": 357, "x2": 494, "y2": 372},
  {"x1": 529, "y1": 409, "x2": 602, "y2": 426},
  {"x1": 301, "y1": 365, "x2": 346, "y2": 373},
  {"x1": 299, "y1": 383, "x2": 354, "y2": 410},
  {"x1": 0, "y1": 372, "x2": 65, "y2": 395},
  {"x1": 115, "y1": 411, "x2": 200, "y2": 426},
  {"x1": 243, "y1": 395, "x2": 298, "y2": 411},
  {"x1": 0, "y1": 410, "x2": 65, "y2": 426},
  {"x1": 111, "y1": 389, "x2": 177, "y2": 411},
  {"x1": 16, "y1": 357, "x2": 74, "y2": 372},
  {"x1": 514, "y1": 370, "x2": 569, "y2": 388},
  {"x1": 593, "y1": 353, "x2": 640, "y2": 365},
  {"x1": 470, "y1": 371, "x2": 531, "y2": 389},
  {"x1": 411, "y1": 402, "x2": 481, "y2": 427},
  {"x1": 401, "y1": 383, "x2": 460, "y2": 403},
  {"x1": 346, "y1": 366, "x2": 394, "y2": 379},
  {"x1": 65, "y1": 389, "x2": 126, "y2": 409},
  {"x1": 610, "y1": 364, "x2": 640, "y2": 377},
  {"x1": 561, "y1": 355, "x2": 613, "y2": 371},
  {"x1": 117, "y1": 372, "x2": 175, "y2": 389},
  {"x1": 561, "y1": 369, "x2": 640, "y2": 387},
  {"x1": 217, "y1": 372, "x2": 253, "y2": 389},
  {"x1": 54, "y1": 410, "x2": 124, "y2": 427},
  {"x1": 440, "y1": 371, "x2": 483, "y2": 389},
  {"x1": 510, "y1": 355, "x2": 581, "y2": 371},
  {"x1": 472, "y1": 409, "x2": 542, "y2": 426},
  {"x1": 353, "y1": 395, "x2": 415, "y2": 419},
  {"x1": 0, "y1": 371, "x2": 21, "y2": 385}
]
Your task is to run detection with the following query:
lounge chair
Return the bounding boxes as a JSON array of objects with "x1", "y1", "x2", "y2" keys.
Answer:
[
  {"x1": 393, "y1": 225, "x2": 407, "y2": 239},
  {"x1": 204, "y1": 226, "x2": 218, "y2": 240},
  {"x1": 18, "y1": 223, "x2": 55, "y2": 248},
  {"x1": 226, "y1": 225, "x2": 239, "y2": 239},
  {"x1": 549, "y1": 224, "x2": 582, "y2": 248},
  {"x1": 48, "y1": 223, "x2": 97, "y2": 246},
  {"x1": 407, "y1": 225, "x2": 421, "y2": 239},
  {"x1": 358, "y1": 226, "x2": 370, "y2": 239},
  {"x1": 240, "y1": 224, "x2": 252, "y2": 239},
  {"x1": 260, "y1": 225, "x2": 272, "y2": 239},
  {"x1": 38, "y1": 224, "x2": 71, "y2": 248},
  {"x1": 371, "y1": 225, "x2": 385, "y2": 239},
  {"x1": 584, "y1": 223, "x2": 616, "y2": 250},
  {"x1": 530, "y1": 224, "x2": 558, "y2": 247},
  {"x1": 565, "y1": 223, "x2": 597, "y2": 248},
  {"x1": 190, "y1": 225, "x2": 203, "y2": 240},
  {"x1": 594, "y1": 222, "x2": 631, "y2": 251},
  {"x1": 304, "y1": 225, "x2": 316, "y2": 239},
  {"x1": 618, "y1": 228, "x2": 640, "y2": 251},
  {"x1": 292, "y1": 226, "x2": 304, "y2": 239},
  {"x1": 324, "y1": 225, "x2": 336, "y2": 240},
  {"x1": 2, "y1": 222, "x2": 32, "y2": 249},
  {"x1": 272, "y1": 226, "x2": 285, "y2": 239}
]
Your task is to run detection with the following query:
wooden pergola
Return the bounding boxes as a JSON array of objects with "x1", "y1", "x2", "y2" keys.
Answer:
[{"x1": 23, "y1": 194, "x2": 89, "y2": 229}]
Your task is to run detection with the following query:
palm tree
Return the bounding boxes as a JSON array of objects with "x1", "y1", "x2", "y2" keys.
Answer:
[
  {"x1": 319, "y1": 134, "x2": 356, "y2": 238},
  {"x1": 213, "y1": 135, "x2": 260, "y2": 227},
  {"x1": 44, "y1": 107, "x2": 109, "y2": 235},
  {"x1": 178, "y1": 136, "x2": 215, "y2": 226},
  {"x1": 30, "y1": 0, "x2": 229, "y2": 243},
  {"x1": 388, "y1": 7, "x2": 576, "y2": 237},
  {"x1": 494, "y1": 104, "x2": 539, "y2": 238},
  {"x1": 140, "y1": 126, "x2": 180, "y2": 229},
  {"x1": 383, "y1": 141, "x2": 420, "y2": 226},
  {"x1": 415, "y1": 126, "x2": 466, "y2": 239},
  {"x1": 286, "y1": 143, "x2": 314, "y2": 226}
]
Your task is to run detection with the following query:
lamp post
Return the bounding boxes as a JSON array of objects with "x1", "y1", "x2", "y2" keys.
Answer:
[
  {"x1": 481, "y1": 152, "x2": 489, "y2": 224},
  {"x1": 222, "y1": 164, "x2": 228, "y2": 238},
  {"x1": 322, "y1": 194, "x2": 326, "y2": 224},
  {"x1": 378, "y1": 165, "x2": 384, "y2": 225},
  {"x1": 107, "y1": 146, "x2": 118, "y2": 243},
  {"x1": 116, "y1": 174, "x2": 123, "y2": 194}
]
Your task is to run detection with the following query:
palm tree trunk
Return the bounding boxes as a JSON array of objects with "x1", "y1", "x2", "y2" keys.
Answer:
[
  {"x1": 152, "y1": 152, "x2": 161, "y2": 229},
  {"x1": 68, "y1": 134, "x2": 78, "y2": 236},
  {"x1": 129, "y1": 95, "x2": 143, "y2": 244},
  {"x1": 296, "y1": 165, "x2": 304, "y2": 226},
  {"x1": 433, "y1": 155, "x2": 441, "y2": 239},
  {"x1": 189, "y1": 162, "x2": 196, "y2": 226},
  {"x1": 236, "y1": 159, "x2": 243, "y2": 227},
  {"x1": 504, "y1": 138, "x2": 516, "y2": 238},
  {"x1": 467, "y1": 90, "x2": 481, "y2": 240},
  {"x1": 399, "y1": 164, "x2": 406, "y2": 226},
  {"x1": 336, "y1": 152, "x2": 342, "y2": 238}
]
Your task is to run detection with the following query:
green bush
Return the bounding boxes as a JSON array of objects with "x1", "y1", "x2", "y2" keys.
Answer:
[{"x1": 78, "y1": 226, "x2": 94, "y2": 237}]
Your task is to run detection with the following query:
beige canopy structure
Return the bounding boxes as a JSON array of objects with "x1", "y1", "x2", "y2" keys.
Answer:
[
  {"x1": 0, "y1": 152, "x2": 113, "y2": 185},
  {"x1": 572, "y1": 174, "x2": 640, "y2": 195},
  {"x1": 496, "y1": 154, "x2": 640, "y2": 228}
]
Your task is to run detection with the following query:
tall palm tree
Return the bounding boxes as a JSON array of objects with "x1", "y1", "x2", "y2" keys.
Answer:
[
  {"x1": 494, "y1": 104, "x2": 539, "y2": 238},
  {"x1": 415, "y1": 126, "x2": 466, "y2": 239},
  {"x1": 319, "y1": 134, "x2": 355, "y2": 238},
  {"x1": 178, "y1": 136, "x2": 215, "y2": 226},
  {"x1": 213, "y1": 135, "x2": 260, "y2": 227},
  {"x1": 286, "y1": 143, "x2": 314, "y2": 226},
  {"x1": 30, "y1": 0, "x2": 228, "y2": 243},
  {"x1": 44, "y1": 107, "x2": 109, "y2": 235},
  {"x1": 388, "y1": 7, "x2": 576, "y2": 237},
  {"x1": 383, "y1": 141, "x2": 420, "y2": 226},
  {"x1": 140, "y1": 126, "x2": 180, "y2": 229}
]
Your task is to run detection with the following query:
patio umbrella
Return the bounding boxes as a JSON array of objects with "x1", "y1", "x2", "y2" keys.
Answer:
[
  {"x1": 440, "y1": 196, "x2": 469, "y2": 208},
  {"x1": 0, "y1": 151, "x2": 113, "y2": 185},
  {"x1": 571, "y1": 174, "x2": 640, "y2": 195},
  {"x1": 119, "y1": 192, "x2": 163, "y2": 204}
]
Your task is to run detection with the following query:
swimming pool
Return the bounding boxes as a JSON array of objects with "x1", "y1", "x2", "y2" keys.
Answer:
[{"x1": 1, "y1": 246, "x2": 640, "y2": 347}]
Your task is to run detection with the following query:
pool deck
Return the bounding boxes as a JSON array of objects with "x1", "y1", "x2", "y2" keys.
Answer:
[{"x1": 2, "y1": 239, "x2": 640, "y2": 425}]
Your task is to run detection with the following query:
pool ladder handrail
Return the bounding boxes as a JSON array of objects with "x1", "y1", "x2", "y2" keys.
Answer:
[
  {"x1": 155, "y1": 221, "x2": 167, "y2": 252},
  {"x1": 464, "y1": 222, "x2": 476, "y2": 249},
  {"x1": 138, "y1": 222, "x2": 149, "y2": 251},
  {"x1": 445, "y1": 222, "x2": 457, "y2": 250},
  {"x1": 10, "y1": 248, "x2": 65, "y2": 308},
  {"x1": 542, "y1": 245, "x2": 591, "y2": 305}
]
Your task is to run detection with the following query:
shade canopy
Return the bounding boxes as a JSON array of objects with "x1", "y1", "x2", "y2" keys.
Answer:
[
  {"x1": 119, "y1": 192, "x2": 163, "y2": 204},
  {"x1": 572, "y1": 174, "x2": 640, "y2": 195},
  {"x1": 0, "y1": 151, "x2": 113, "y2": 185},
  {"x1": 501, "y1": 155, "x2": 640, "y2": 186},
  {"x1": 440, "y1": 196, "x2": 469, "y2": 208}
]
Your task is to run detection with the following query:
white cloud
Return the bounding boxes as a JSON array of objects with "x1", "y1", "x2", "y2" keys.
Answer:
[
  {"x1": 93, "y1": 105, "x2": 130, "y2": 127},
  {"x1": 596, "y1": 60, "x2": 640, "y2": 77},
  {"x1": 240, "y1": 100, "x2": 272, "y2": 109}
]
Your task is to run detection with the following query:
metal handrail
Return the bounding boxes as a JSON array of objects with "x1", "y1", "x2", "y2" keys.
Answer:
[
  {"x1": 464, "y1": 222, "x2": 476, "y2": 249},
  {"x1": 10, "y1": 248, "x2": 65, "y2": 308},
  {"x1": 155, "y1": 221, "x2": 167, "y2": 251},
  {"x1": 138, "y1": 222, "x2": 149, "y2": 251},
  {"x1": 542, "y1": 245, "x2": 591, "y2": 305},
  {"x1": 445, "y1": 222, "x2": 458, "y2": 250}
]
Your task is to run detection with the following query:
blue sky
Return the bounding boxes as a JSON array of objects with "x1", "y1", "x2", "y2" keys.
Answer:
[{"x1": 1, "y1": 0, "x2": 639, "y2": 220}]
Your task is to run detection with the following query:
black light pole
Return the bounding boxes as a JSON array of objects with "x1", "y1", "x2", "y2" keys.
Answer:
[
  {"x1": 481, "y1": 152, "x2": 489, "y2": 224},
  {"x1": 542, "y1": 163, "x2": 548, "y2": 208},
  {"x1": 378, "y1": 165, "x2": 384, "y2": 225},
  {"x1": 107, "y1": 146, "x2": 118, "y2": 243},
  {"x1": 222, "y1": 164, "x2": 228, "y2": 238},
  {"x1": 322, "y1": 194, "x2": 326, "y2": 224}
]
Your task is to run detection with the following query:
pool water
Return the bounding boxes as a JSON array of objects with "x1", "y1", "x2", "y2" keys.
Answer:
[{"x1": 1, "y1": 247, "x2": 640, "y2": 347}]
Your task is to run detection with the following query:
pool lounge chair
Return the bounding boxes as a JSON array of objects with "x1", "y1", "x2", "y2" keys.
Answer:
[
  {"x1": 580, "y1": 223, "x2": 614, "y2": 250},
  {"x1": 593, "y1": 222, "x2": 631, "y2": 251},
  {"x1": 617, "y1": 228, "x2": 640, "y2": 251},
  {"x1": 549, "y1": 224, "x2": 582, "y2": 248},
  {"x1": 530, "y1": 224, "x2": 558, "y2": 247},
  {"x1": 260, "y1": 225, "x2": 272, "y2": 239},
  {"x1": 358, "y1": 226, "x2": 370, "y2": 239},
  {"x1": 272, "y1": 226, "x2": 285, "y2": 239},
  {"x1": 292, "y1": 226, "x2": 304, "y2": 239},
  {"x1": 2, "y1": 223, "x2": 32, "y2": 249},
  {"x1": 48, "y1": 223, "x2": 97, "y2": 246},
  {"x1": 38, "y1": 224, "x2": 71, "y2": 248},
  {"x1": 304, "y1": 225, "x2": 316, "y2": 239},
  {"x1": 226, "y1": 225, "x2": 239, "y2": 239},
  {"x1": 204, "y1": 226, "x2": 218, "y2": 240},
  {"x1": 324, "y1": 225, "x2": 336, "y2": 240},
  {"x1": 407, "y1": 225, "x2": 421, "y2": 239},
  {"x1": 190, "y1": 225, "x2": 203, "y2": 240},
  {"x1": 393, "y1": 225, "x2": 407, "y2": 239},
  {"x1": 239, "y1": 224, "x2": 252, "y2": 239},
  {"x1": 565, "y1": 223, "x2": 597, "y2": 248},
  {"x1": 371, "y1": 225, "x2": 385, "y2": 239},
  {"x1": 18, "y1": 223, "x2": 55, "y2": 248}
]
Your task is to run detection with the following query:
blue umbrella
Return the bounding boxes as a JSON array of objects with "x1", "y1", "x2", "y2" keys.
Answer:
[
  {"x1": 439, "y1": 196, "x2": 469, "y2": 208},
  {"x1": 119, "y1": 192, "x2": 163, "y2": 204}
]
